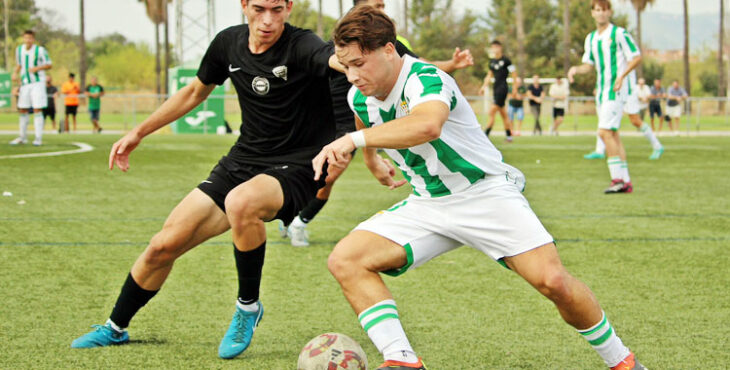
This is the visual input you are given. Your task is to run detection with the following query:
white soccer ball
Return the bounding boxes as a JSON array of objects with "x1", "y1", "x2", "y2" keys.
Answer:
[{"x1": 297, "y1": 332, "x2": 368, "y2": 370}]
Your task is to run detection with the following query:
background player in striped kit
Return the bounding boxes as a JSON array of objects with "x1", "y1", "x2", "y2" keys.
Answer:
[
  {"x1": 569, "y1": 0, "x2": 641, "y2": 194},
  {"x1": 10, "y1": 30, "x2": 52, "y2": 146},
  {"x1": 314, "y1": 6, "x2": 646, "y2": 369}
]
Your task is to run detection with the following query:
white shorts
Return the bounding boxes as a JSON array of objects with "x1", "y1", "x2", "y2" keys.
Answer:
[
  {"x1": 354, "y1": 174, "x2": 554, "y2": 276},
  {"x1": 597, "y1": 99, "x2": 625, "y2": 131},
  {"x1": 17, "y1": 82, "x2": 47, "y2": 109},
  {"x1": 666, "y1": 104, "x2": 682, "y2": 118},
  {"x1": 623, "y1": 92, "x2": 640, "y2": 115}
]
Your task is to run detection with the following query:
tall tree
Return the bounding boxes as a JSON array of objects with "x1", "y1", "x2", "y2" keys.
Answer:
[
  {"x1": 3, "y1": 0, "x2": 9, "y2": 71},
  {"x1": 563, "y1": 0, "x2": 571, "y2": 74},
  {"x1": 719, "y1": 0, "x2": 726, "y2": 101},
  {"x1": 622, "y1": 0, "x2": 656, "y2": 77},
  {"x1": 514, "y1": 0, "x2": 526, "y2": 78},
  {"x1": 683, "y1": 0, "x2": 690, "y2": 96},
  {"x1": 317, "y1": 0, "x2": 323, "y2": 37},
  {"x1": 140, "y1": 0, "x2": 170, "y2": 97},
  {"x1": 338, "y1": 0, "x2": 343, "y2": 17},
  {"x1": 79, "y1": 0, "x2": 86, "y2": 89}
]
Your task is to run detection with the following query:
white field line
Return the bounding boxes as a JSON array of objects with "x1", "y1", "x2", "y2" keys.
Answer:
[{"x1": 0, "y1": 142, "x2": 94, "y2": 159}]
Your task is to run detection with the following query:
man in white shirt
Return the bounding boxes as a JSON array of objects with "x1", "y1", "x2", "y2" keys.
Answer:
[{"x1": 548, "y1": 77, "x2": 569, "y2": 135}]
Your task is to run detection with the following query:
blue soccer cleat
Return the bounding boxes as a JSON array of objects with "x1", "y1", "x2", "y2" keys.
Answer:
[
  {"x1": 71, "y1": 323, "x2": 129, "y2": 348},
  {"x1": 649, "y1": 147, "x2": 664, "y2": 160},
  {"x1": 583, "y1": 151, "x2": 606, "y2": 159},
  {"x1": 218, "y1": 301, "x2": 264, "y2": 359}
]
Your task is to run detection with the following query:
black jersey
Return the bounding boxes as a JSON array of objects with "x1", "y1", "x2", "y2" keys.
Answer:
[
  {"x1": 197, "y1": 24, "x2": 335, "y2": 167},
  {"x1": 489, "y1": 56, "x2": 514, "y2": 91},
  {"x1": 329, "y1": 39, "x2": 419, "y2": 135}
]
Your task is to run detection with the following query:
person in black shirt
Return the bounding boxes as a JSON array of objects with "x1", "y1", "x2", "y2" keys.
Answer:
[
  {"x1": 71, "y1": 0, "x2": 344, "y2": 359},
  {"x1": 526, "y1": 75, "x2": 543, "y2": 135},
  {"x1": 479, "y1": 40, "x2": 517, "y2": 141},
  {"x1": 42, "y1": 75, "x2": 59, "y2": 131},
  {"x1": 283, "y1": 0, "x2": 475, "y2": 246}
]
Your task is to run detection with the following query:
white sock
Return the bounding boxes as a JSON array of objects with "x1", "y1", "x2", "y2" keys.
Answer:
[
  {"x1": 236, "y1": 300, "x2": 260, "y2": 312},
  {"x1": 358, "y1": 299, "x2": 418, "y2": 364},
  {"x1": 578, "y1": 312, "x2": 631, "y2": 367},
  {"x1": 106, "y1": 319, "x2": 126, "y2": 333},
  {"x1": 19, "y1": 113, "x2": 30, "y2": 140},
  {"x1": 595, "y1": 135, "x2": 606, "y2": 155},
  {"x1": 290, "y1": 215, "x2": 307, "y2": 228},
  {"x1": 607, "y1": 157, "x2": 622, "y2": 181},
  {"x1": 33, "y1": 113, "x2": 44, "y2": 141},
  {"x1": 639, "y1": 123, "x2": 662, "y2": 150},
  {"x1": 621, "y1": 160, "x2": 631, "y2": 183}
]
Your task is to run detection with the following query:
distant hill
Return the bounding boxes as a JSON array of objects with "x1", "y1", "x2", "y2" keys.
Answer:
[{"x1": 632, "y1": 12, "x2": 720, "y2": 51}]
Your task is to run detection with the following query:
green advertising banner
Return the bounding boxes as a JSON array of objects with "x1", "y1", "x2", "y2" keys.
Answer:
[
  {"x1": 169, "y1": 67, "x2": 225, "y2": 134},
  {"x1": 0, "y1": 73, "x2": 11, "y2": 109}
]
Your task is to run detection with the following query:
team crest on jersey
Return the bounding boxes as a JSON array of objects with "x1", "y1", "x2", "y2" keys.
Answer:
[
  {"x1": 252, "y1": 76, "x2": 270, "y2": 95},
  {"x1": 399, "y1": 100, "x2": 410, "y2": 115},
  {"x1": 272, "y1": 65, "x2": 288, "y2": 81}
]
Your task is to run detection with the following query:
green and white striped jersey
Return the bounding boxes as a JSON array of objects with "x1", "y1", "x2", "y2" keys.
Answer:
[
  {"x1": 16, "y1": 44, "x2": 52, "y2": 85},
  {"x1": 581, "y1": 24, "x2": 640, "y2": 103},
  {"x1": 348, "y1": 55, "x2": 521, "y2": 198}
]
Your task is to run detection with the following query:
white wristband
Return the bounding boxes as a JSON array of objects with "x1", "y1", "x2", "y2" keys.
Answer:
[{"x1": 349, "y1": 131, "x2": 366, "y2": 148}]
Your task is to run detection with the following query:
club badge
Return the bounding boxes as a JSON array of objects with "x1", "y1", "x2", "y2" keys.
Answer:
[
  {"x1": 252, "y1": 76, "x2": 270, "y2": 95},
  {"x1": 273, "y1": 65, "x2": 288, "y2": 81}
]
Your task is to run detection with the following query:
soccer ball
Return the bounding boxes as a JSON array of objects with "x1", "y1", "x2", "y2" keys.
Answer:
[{"x1": 297, "y1": 332, "x2": 368, "y2": 370}]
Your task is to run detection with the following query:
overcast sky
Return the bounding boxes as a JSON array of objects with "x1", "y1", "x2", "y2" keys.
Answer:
[{"x1": 35, "y1": 0, "x2": 721, "y2": 60}]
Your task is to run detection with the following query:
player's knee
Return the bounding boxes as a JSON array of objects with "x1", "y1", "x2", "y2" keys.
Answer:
[
  {"x1": 327, "y1": 241, "x2": 362, "y2": 280},
  {"x1": 224, "y1": 191, "x2": 259, "y2": 224},
  {"x1": 536, "y1": 269, "x2": 573, "y2": 303},
  {"x1": 144, "y1": 232, "x2": 185, "y2": 267}
]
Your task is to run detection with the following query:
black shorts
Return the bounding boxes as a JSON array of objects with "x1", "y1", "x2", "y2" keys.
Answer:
[
  {"x1": 493, "y1": 87, "x2": 508, "y2": 108},
  {"x1": 553, "y1": 108, "x2": 565, "y2": 118},
  {"x1": 197, "y1": 158, "x2": 327, "y2": 224},
  {"x1": 42, "y1": 106, "x2": 55, "y2": 120},
  {"x1": 65, "y1": 105, "x2": 78, "y2": 116},
  {"x1": 649, "y1": 102, "x2": 662, "y2": 118}
]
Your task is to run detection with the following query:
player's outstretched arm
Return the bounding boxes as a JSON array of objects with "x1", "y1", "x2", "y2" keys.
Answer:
[
  {"x1": 479, "y1": 70, "x2": 494, "y2": 95},
  {"x1": 429, "y1": 47, "x2": 474, "y2": 74},
  {"x1": 614, "y1": 55, "x2": 641, "y2": 92},
  {"x1": 363, "y1": 147, "x2": 407, "y2": 190},
  {"x1": 567, "y1": 63, "x2": 593, "y2": 83},
  {"x1": 109, "y1": 78, "x2": 216, "y2": 172}
]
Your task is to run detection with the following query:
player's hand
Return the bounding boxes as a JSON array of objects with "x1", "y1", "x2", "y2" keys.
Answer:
[
  {"x1": 567, "y1": 66, "x2": 577, "y2": 83},
  {"x1": 372, "y1": 156, "x2": 407, "y2": 190},
  {"x1": 109, "y1": 131, "x2": 142, "y2": 172},
  {"x1": 613, "y1": 77, "x2": 623, "y2": 92},
  {"x1": 313, "y1": 135, "x2": 355, "y2": 181},
  {"x1": 451, "y1": 47, "x2": 474, "y2": 70}
]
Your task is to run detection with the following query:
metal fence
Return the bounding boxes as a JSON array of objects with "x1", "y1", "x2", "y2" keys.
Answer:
[{"x1": 1, "y1": 93, "x2": 728, "y2": 134}]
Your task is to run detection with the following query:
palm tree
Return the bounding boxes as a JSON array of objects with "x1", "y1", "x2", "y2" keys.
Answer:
[
  {"x1": 140, "y1": 0, "x2": 169, "y2": 97},
  {"x1": 622, "y1": 0, "x2": 656, "y2": 77},
  {"x1": 719, "y1": 0, "x2": 726, "y2": 102},
  {"x1": 317, "y1": 0, "x2": 323, "y2": 37},
  {"x1": 683, "y1": 0, "x2": 690, "y2": 97},
  {"x1": 515, "y1": 0, "x2": 526, "y2": 78},
  {"x1": 79, "y1": 0, "x2": 86, "y2": 90},
  {"x1": 563, "y1": 0, "x2": 571, "y2": 74}
]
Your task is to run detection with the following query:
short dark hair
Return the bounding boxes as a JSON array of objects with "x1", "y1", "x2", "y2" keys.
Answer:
[
  {"x1": 334, "y1": 5, "x2": 396, "y2": 53},
  {"x1": 591, "y1": 0, "x2": 612, "y2": 10},
  {"x1": 69, "y1": 73, "x2": 75, "y2": 78},
  {"x1": 353, "y1": 0, "x2": 367, "y2": 5},
  {"x1": 490, "y1": 40, "x2": 502, "y2": 47},
  {"x1": 23, "y1": 30, "x2": 34, "y2": 36}
]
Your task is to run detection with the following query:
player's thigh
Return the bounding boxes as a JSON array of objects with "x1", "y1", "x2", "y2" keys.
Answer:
[
  {"x1": 501, "y1": 242, "x2": 566, "y2": 289},
  {"x1": 331, "y1": 230, "x2": 410, "y2": 274},
  {"x1": 225, "y1": 174, "x2": 284, "y2": 222},
  {"x1": 155, "y1": 188, "x2": 230, "y2": 254},
  {"x1": 597, "y1": 100, "x2": 623, "y2": 131},
  {"x1": 351, "y1": 200, "x2": 462, "y2": 276},
  {"x1": 31, "y1": 83, "x2": 47, "y2": 109},
  {"x1": 17, "y1": 85, "x2": 32, "y2": 109}
]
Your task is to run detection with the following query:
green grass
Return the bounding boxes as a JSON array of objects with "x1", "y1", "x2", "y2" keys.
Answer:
[{"x1": 1, "y1": 134, "x2": 729, "y2": 368}]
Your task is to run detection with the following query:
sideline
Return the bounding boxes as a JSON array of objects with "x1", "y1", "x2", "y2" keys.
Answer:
[{"x1": 0, "y1": 142, "x2": 94, "y2": 159}]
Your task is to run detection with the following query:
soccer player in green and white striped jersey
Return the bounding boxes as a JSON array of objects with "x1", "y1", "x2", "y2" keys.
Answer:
[
  {"x1": 568, "y1": 0, "x2": 640, "y2": 194},
  {"x1": 10, "y1": 30, "x2": 52, "y2": 146},
  {"x1": 314, "y1": 6, "x2": 645, "y2": 369}
]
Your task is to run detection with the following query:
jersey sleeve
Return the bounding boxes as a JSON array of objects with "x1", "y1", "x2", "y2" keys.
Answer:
[
  {"x1": 619, "y1": 28, "x2": 640, "y2": 61},
  {"x1": 395, "y1": 39, "x2": 419, "y2": 58},
  {"x1": 39, "y1": 46, "x2": 51, "y2": 65},
  {"x1": 291, "y1": 29, "x2": 333, "y2": 78},
  {"x1": 404, "y1": 64, "x2": 453, "y2": 111},
  {"x1": 196, "y1": 30, "x2": 229, "y2": 86},
  {"x1": 581, "y1": 33, "x2": 594, "y2": 65},
  {"x1": 505, "y1": 58, "x2": 516, "y2": 73}
]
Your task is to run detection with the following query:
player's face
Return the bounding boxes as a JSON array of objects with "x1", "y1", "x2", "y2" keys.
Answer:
[
  {"x1": 22, "y1": 33, "x2": 34, "y2": 48},
  {"x1": 242, "y1": 0, "x2": 292, "y2": 46},
  {"x1": 489, "y1": 44, "x2": 502, "y2": 58},
  {"x1": 336, "y1": 42, "x2": 398, "y2": 99},
  {"x1": 532, "y1": 75, "x2": 539, "y2": 85},
  {"x1": 591, "y1": 5, "x2": 611, "y2": 27},
  {"x1": 654, "y1": 79, "x2": 661, "y2": 88},
  {"x1": 91, "y1": 77, "x2": 98, "y2": 85},
  {"x1": 364, "y1": 0, "x2": 385, "y2": 11}
]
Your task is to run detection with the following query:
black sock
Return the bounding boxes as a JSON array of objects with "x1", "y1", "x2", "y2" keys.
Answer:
[
  {"x1": 506, "y1": 129, "x2": 512, "y2": 137},
  {"x1": 109, "y1": 273, "x2": 159, "y2": 329},
  {"x1": 234, "y1": 242, "x2": 266, "y2": 305},
  {"x1": 299, "y1": 198, "x2": 328, "y2": 223},
  {"x1": 485, "y1": 127, "x2": 492, "y2": 136}
]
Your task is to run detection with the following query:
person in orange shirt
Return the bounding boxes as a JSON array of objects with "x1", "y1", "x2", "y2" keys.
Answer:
[{"x1": 61, "y1": 72, "x2": 80, "y2": 132}]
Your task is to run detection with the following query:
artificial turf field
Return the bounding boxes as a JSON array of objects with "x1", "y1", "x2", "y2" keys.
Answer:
[{"x1": 1, "y1": 133, "x2": 729, "y2": 369}]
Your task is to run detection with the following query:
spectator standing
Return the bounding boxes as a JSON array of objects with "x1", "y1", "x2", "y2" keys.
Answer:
[
  {"x1": 526, "y1": 75, "x2": 543, "y2": 135},
  {"x1": 549, "y1": 77, "x2": 569, "y2": 135},
  {"x1": 648, "y1": 79, "x2": 665, "y2": 131},
  {"x1": 507, "y1": 77, "x2": 526, "y2": 136},
  {"x1": 86, "y1": 76, "x2": 104, "y2": 133},
  {"x1": 43, "y1": 75, "x2": 59, "y2": 131},
  {"x1": 61, "y1": 72, "x2": 80, "y2": 132},
  {"x1": 666, "y1": 80, "x2": 687, "y2": 135},
  {"x1": 636, "y1": 77, "x2": 651, "y2": 120}
]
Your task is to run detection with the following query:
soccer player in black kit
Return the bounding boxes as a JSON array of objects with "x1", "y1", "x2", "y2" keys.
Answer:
[
  {"x1": 479, "y1": 40, "x2": 517, "y2": 142},
  {"x1": 71, "y1": 0, "x2": 344, "y2": 360}
]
